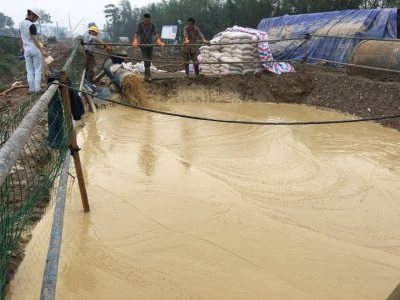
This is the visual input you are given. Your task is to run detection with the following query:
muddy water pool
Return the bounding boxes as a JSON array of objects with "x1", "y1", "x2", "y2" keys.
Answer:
[{"x1": 8, "y1": 101, "x2": 400, "y2": 300}]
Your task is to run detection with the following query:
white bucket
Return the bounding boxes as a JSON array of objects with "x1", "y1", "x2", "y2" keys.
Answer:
[{"x1": 45, "y1": 55, "x2": 54, "y2": 65}]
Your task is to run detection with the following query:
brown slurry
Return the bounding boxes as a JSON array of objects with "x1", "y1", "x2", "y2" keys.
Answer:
[{"x1": 121, "y1": 74, "x2": 145, "y2": 105}]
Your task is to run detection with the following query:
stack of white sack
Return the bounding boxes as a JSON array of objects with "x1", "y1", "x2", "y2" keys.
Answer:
[
  {"x1": 198, "y1": 26, "x2": 294, "y2": 75},
  {"x1": 110, "y1": 61, "x2": 167, "y2": 74}
]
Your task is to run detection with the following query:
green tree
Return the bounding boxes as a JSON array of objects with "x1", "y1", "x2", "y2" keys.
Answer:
[
  {"x1": 0, "y1": 12, "x2": 14, "y2": 30},
  {"x1": 103, "y1": 0, "x2": 399, "y2": 40},
  {"x1": 37, "y1": 10, "x2": 52, "y2": 35}
]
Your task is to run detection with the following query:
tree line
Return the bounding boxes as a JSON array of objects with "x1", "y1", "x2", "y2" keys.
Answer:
[{"x1": 103, "y1": 0, "x2": 400, "y2": 40}]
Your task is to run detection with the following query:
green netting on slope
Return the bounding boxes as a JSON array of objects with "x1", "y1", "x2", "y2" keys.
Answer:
[{"x1": 0, "y1": 41, "x2": 85, "y2": 299}]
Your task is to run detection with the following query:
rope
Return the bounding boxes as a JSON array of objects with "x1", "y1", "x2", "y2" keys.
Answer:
[
  {"x1": 82, "y1": 37, "x2": 305, "y2": 48},
  {"x1": 308, "y1": 57, "x2": 400, "y2": 74},
  {"x1": 310, "y1": 34, "x2": 400, "y2": 42},
  {"x1": 51, "y1": 82, "x2": 400, "y2": 126},
  {"x1": 92, "y1": 50, "x2": 300, "y2": 66}
]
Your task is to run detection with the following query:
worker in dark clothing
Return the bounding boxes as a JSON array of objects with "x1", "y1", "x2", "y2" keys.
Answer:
[
  {"x1": 132, "y1": 13, "x2": 165, "y2": 82},
  {"x1": 182, "y1": 17, "x2": 208, "y2": 77}
]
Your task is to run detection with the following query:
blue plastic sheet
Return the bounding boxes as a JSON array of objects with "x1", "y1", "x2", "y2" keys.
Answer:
[{"x1": 257, "y1": 9, "x2": 397, "y2": 63}]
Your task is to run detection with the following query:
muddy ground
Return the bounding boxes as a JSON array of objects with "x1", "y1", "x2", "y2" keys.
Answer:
[
  {"x1": 145, "y1": 64, "x2": 400, "y2": 129},
  {"x1": 3, "y1": 44, "x2": 399, "y2": 131}
]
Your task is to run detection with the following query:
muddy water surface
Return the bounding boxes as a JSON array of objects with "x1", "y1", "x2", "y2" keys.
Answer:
[{"x1": 9, "y1": 102, "x2": 400, "y2": 299}]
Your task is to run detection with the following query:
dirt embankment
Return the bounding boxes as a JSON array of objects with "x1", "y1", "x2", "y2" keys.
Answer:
[{"x1": 146, "y1": 64, "x2": 400, "y2": 129}]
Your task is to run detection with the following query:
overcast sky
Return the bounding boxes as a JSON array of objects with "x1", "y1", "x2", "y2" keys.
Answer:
[{"x1": 2, "y1": 0, "x2": 158, "y2": 34}]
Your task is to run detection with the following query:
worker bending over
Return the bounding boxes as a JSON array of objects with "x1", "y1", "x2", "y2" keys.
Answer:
[
  {"x1": 132, "y1": 13, "x2": 165, "y2": 82},
  {"x1": 183, "y1": 17, "x2": 208, "y2": 77}
]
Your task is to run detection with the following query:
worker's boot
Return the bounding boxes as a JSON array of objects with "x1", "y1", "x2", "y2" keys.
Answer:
[
  {"x1": 184, "y1": 64, "x2": 190, "y2": 77},
  {"x1": 194, "y1": 64, "x2": 200, "y2": 78},
  {"x1": 144, "y1": 67, "x2": 151, "y2": 82}
]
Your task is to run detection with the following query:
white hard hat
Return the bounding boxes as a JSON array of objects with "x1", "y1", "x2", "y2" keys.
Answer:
[{"x1": 28, "y1": 8, "x2": 42, "y2": 19}]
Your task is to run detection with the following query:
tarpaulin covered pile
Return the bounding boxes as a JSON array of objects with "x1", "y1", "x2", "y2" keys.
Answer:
[{"x1": 257, "y1": 8, "x2": 397, "y2": 63}]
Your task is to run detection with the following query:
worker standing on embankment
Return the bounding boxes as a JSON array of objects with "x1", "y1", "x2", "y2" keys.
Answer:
[
  {"x1": 183, "y1": 17, "x2": 208, "y2": 77},
  {"x1": 84, "y1": 26, "x2": 112, "y2": 81},
  {"x1": 132, "y1": 13, "x2": 165, "y2": 82},
  {"x1": 19, "y1": 8, "x2": 48, "y2": 94}
]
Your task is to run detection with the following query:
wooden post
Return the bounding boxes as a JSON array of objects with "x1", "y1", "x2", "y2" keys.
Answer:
[
  {"x1": 303, "y1": 33, "x2": 311, "y2": 63},
  {"x1": 59, "y1": 71, "x2": 90, "y2": 213}
]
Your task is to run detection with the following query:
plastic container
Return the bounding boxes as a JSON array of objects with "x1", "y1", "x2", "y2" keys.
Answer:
[{"x1": 45, "y1": 55, "x2": 54, "y2": 65}]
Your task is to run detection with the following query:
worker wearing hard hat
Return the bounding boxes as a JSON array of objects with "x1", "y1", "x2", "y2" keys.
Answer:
[
  {"x1": 132, "y1": 13, "x2": 165, "y2": 82},
  {"x1": 84, "y1": 25, "x2": 112, "y2": 81},
  {"x1": 19, "y1": 8, "x2": 49, "y2": 94}
]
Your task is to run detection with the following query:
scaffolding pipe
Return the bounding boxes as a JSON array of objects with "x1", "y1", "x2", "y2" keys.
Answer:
[
  {"x1": 0, "y1": 84, "x2": 59, "y2": 187},
  {"x1": 39, "y1": 152, "x2": 71, "y2": 300}
]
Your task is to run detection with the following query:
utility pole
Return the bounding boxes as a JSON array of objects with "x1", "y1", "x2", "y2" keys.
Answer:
[{"x1": 68, "y1": 13, "x2": 72, "y2": 32}]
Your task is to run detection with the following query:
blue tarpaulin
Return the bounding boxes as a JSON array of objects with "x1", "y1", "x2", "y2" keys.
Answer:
[{"x1": 257, "y1": 9, "x2": 397, "y2": 63}]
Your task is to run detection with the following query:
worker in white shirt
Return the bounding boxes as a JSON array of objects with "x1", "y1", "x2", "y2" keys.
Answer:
[{"x1": 19, "y1": 8, "x2": 48, "y2": 94}]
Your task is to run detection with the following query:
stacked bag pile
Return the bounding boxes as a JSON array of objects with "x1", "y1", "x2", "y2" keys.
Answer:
[{"x1": 198, "y1": 26, "x2": 294, "y2": 75}]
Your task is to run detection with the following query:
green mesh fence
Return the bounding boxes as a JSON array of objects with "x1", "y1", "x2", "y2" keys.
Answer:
[
  {"x1": 62, "y1": 42, "x2": 86, "y2": 88},
  {"x1": 0, "y1": 41, "x2": 85, "y2": 299}
]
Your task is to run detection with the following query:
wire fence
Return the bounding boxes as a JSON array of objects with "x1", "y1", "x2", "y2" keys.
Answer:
[{"x1": 0, "y1": 41, "x2": 85, "y2": 300}]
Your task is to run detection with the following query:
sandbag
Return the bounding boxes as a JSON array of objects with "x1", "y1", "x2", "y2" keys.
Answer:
[
  {"x1": 220, "y1": 37, "x2": 231, "y2": 44},
  {"x1": 221, "y1": 48, "x2": 232, "y2": 54},
  {"x1": 235, "y1": 44, "x2": 254, "y2": 51},
  {"x1": 208, "y1": 45, "x2": 220, "y2": 51},
  {"x1": 232, "y1": 55, "x2": 254, "y2": 62},
  {"x1": 220, "y1": 56, "x2": 241, "y2": 63},
  {"x1": 242, "y1": 69, "x2": 256, "y2": 75},
  {"x1": 210, "y1": 52, "x2": 225, "y2": 60}
]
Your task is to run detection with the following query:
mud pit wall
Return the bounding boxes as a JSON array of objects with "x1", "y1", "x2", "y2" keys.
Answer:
[{"x1": 8, "y1": 98, "x2": 400, "y2": 299}]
